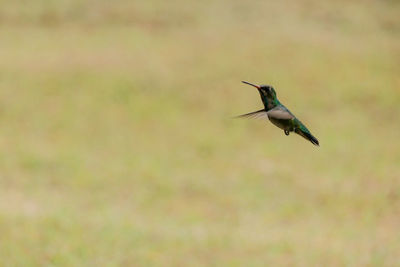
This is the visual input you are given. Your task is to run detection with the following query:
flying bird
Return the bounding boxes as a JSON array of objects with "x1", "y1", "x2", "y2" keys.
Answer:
[{"x1": 237, "y1": 81, "x2": 319, "y2": 146}]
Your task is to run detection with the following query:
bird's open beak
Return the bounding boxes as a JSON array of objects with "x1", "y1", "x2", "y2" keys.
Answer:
[{"x1": 242, "y1": 81, "x2": 260, "y2": 89}]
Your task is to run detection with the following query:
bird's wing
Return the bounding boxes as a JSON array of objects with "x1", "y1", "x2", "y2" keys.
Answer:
[
  {"x1": 235, "y1": 109, "x2": 268, "y2": 120},
  {"x1": 266, "y1": 108, "x2": 294, "y2": 120}
]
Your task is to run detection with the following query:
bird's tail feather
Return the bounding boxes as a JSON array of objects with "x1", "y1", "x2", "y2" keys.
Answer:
[{"x1": 295, "y1": 127, "x2": 319, "y2": 146}]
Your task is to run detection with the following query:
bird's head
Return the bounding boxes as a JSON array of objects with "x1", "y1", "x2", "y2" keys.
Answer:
[{"x1": 242, "y1": 81, "x2": 276, "y2": 100}]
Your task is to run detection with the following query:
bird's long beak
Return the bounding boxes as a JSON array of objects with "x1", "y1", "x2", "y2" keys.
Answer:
[{"x1": 242, "y1": 81, "x2": 260, "y2": 89}]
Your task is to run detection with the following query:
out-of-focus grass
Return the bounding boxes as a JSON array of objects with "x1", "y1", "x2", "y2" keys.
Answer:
[{"x1": 0, "y1": 0, "x2": 399, "y2": 265}]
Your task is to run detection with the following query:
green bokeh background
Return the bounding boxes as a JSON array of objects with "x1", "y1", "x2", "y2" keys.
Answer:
[{"x1": 0, "y1": 0, "x2": 399, "y2": 265}]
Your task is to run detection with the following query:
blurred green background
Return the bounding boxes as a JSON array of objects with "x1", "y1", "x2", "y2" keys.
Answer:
[{"x1": 0, "y1": 0, "x2": 399, "y2": 266}]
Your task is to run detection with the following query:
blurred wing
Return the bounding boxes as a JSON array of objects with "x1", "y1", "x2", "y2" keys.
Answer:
[
  {"x1": 266, "y1": 108, "x2": 294, "y2": 120},
  {"x1": 235, "y1": 109, "x2": 268, "y2": 120}
]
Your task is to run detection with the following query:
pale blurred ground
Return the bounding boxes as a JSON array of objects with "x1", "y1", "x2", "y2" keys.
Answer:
[{"x1": 0, "y1": 0, "x2": 399, "y2": 266}]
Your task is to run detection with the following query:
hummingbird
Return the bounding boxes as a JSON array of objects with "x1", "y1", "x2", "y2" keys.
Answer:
[{"x1": 237, "y1": 81, "x2": 319, "y2": 146}]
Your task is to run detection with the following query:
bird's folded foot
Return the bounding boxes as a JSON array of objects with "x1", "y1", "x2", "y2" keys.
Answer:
[{"x1": 284, "y1": 130, "x2": 290, "y2": 136}]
